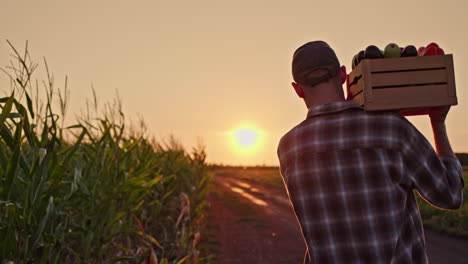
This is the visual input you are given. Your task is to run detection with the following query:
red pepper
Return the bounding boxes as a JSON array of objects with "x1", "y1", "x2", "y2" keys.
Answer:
[
  {"x1": 421, "y1": 46, "x2": 438, "y2": 56},
  {"x1": 426, "y1": 42, "x2": 440, "y2": 49},
  {"x1": 420, "y1": 43, "x2": 445, "y2": 56}
]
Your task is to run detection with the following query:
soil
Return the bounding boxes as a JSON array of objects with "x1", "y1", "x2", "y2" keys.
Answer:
[{"x1": 205, "y1": 171, "x2": 468, "y2": 264}]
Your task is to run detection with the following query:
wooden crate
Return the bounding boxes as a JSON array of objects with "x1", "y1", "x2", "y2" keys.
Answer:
[{"x1": 346, "y1": 55, "x2": 457, "y2": 115}]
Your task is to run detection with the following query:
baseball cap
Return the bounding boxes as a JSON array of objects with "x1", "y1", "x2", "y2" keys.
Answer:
[{"x1": 292, "y1": 41, "x2": 340, "y2": 87}]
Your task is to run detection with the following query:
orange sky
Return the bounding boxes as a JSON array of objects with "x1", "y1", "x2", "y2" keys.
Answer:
[{"x1": 1, "y1": 0, "x2": 468, "y2": 165}]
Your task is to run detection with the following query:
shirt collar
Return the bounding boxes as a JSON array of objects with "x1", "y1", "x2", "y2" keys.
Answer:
[{"x1": 306, "y1": 100, "x2": 362, "y2": 118}]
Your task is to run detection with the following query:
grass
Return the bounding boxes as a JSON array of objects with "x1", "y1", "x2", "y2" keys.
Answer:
[{"x1": 0, "y1": 41, "x2": 211, "y2": 263}]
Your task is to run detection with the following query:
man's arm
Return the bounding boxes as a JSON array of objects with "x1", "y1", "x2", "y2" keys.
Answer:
[
  {"x1": 401, "y1": 106, "x2": 464, "y2": 210},
  {"x1": 429, "y1": 106, "x2": 455, "y2": 158}
]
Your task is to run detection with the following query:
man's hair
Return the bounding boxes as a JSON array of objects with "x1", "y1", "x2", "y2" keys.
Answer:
[
  {"x1": 299, "y1": 68, "x2": 338, "y2": 87},
  {"x1": 292, "y1": 41, "x2": 340, "y2": 87}
]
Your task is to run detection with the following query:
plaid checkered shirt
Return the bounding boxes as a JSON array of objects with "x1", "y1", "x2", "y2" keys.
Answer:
[{"x1": 277, "y1": 101, "x2": 464, "y2": 264}]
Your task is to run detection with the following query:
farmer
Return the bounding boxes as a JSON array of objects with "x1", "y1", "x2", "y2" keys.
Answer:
[{"x1": 277, "y1": 41, "x2": 464, "y2": 263}]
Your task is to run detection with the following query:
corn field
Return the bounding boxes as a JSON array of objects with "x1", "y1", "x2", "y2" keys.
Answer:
[{"x1": 0, "y1": 41, "x2": 211, "y2": 263}]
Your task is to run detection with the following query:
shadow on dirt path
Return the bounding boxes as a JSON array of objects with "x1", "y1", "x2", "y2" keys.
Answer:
[{"x1": 206, "y1": 171, "x2": 468, "y2": 264}]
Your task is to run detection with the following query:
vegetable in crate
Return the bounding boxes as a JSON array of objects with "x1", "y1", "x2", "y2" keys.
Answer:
[
  {"x1": 419, "y1": 42, "x2": 445, "y2": 56},
  {"x1": 418, "y1": 46, "x2": 425, "y2": 54},
  {"x1": 383, "y1": 43, "x2": 401, "y2": 58},
  {"x1": 401, "y1": 45, "x2": 418, "y2": 57},
  {"x1": 351, "y1": 50, "x2": 365, "y2": 69},
  {"x1": 357, "y1": 50, "x2": 365, "y2": 63},
  {"x1": 352, "y1": 54, "x2": 359, "y2": 69},
  {"x1": 364, "y1": 45, "x2": 384, "y2": 59}
]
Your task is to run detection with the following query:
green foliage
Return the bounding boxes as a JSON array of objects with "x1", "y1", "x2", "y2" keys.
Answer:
[
  {"x1": 417, "y1": 171, "x2": 468, "y2": 237},
  {"x1": 0, "y1": 41, "x2": 211, "y2": 263}
]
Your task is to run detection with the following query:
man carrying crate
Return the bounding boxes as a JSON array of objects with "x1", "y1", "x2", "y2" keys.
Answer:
[{"x1": 277, "y1": 40, "x2": 464, "y2": 264}]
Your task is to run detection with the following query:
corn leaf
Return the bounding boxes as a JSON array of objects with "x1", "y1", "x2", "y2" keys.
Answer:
[{"x1": 0, "y1": 95, "x2": 14, "y2": 129}]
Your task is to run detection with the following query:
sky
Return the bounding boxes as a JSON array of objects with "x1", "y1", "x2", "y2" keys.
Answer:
[{"x1": 1, "y1": 0, "x2": 468, "y2": 165}]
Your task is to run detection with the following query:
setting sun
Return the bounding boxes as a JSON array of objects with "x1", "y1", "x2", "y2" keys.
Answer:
[
  {"x1": 229, "y1": 125, "x2": 263, "y2": 155},
  {"x1": 235, "y1": 129, "x2": 258, "y2": 147}
]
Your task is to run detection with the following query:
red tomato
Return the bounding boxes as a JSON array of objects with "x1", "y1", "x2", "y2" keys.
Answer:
[{"x1": 418, "y1": 46, "x2": 425, "y2": 56}]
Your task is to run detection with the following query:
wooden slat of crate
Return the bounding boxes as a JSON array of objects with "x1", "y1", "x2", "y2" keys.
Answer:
[
  {"x1": 366, "y1": 84, "x2": 456, "y2": 110},
  {"x1": 370, "y1": 69, "x2": 447, "y2": 88},
  {"x1": 366, "y1": 55, "x2": 446, "y2": 72},
  {"x1": 445, "y1": 55, "x2": 456, "y2": 97},
  {"x1": 348, "y1": 61, "x2": 362, "y2": 87},
  {"x1": 349, "y1": 76, "x2": 364, "y2": 99},
  {"x1": 362, "y1": 60, "x2": 373, "y2": 102},
  {"x1": 352, "y1": 90, "x2": 365, "y2": 106}
]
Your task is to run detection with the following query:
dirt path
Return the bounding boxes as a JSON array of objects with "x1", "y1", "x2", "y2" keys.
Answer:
[
  {"x1": 206, "y1": 175, "x2": 306, "y2": 263},
  {"x1": 425, "y1": 229, "x2": 468, "y2": 264},
  {"x1": 206, "y1": 172, "x2": 468, "y2": 264}
]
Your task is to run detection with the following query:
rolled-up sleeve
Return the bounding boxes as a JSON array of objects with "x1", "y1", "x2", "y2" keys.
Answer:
[
  {"x1": 440, "y1": 156, "x2": 464, "y2": 185},
  {"x1": 401, "y1": 123, "x2": 464, "y2": 210}
]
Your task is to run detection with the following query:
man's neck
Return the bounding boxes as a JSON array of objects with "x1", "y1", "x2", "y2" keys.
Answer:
[
  {"x1": 304, "y1": 85, "x2": 345, "y2": 109},
  {"x1": 306, "y1": 97, "x2": 345, "y2": 109},
  {"x1": 301, "y1": 81, "x2": 346, "y2": 109}
]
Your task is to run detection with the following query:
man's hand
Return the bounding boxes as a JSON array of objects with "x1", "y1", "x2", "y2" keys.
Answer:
[
  {"x1": 428, "y1": 105, "x2": 450, "y2": 123},
  {"x1": 428, "y1": 105, "x2": 455, "y2": 158}
]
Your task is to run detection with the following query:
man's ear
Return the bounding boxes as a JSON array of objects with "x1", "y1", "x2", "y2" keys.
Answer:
[
  {"x1": 340, "y1": 65, "x2": 347, "y2": 85},
  {"x1": 291, "y1": 82, "x2": 305, "y2": 98}
]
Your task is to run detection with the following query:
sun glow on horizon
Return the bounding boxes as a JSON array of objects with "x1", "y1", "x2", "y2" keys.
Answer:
[
  {"x1": 235, "y1": 129, "x2": 258, "y2": 146},
  {"x1": 229, "y1": 125, "x2": 263, "y2": 155}
]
